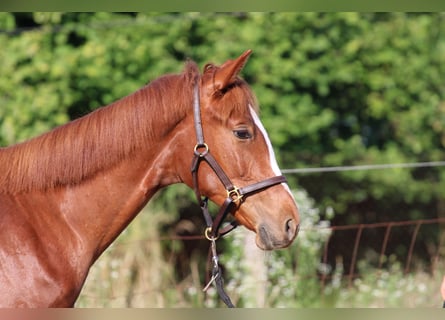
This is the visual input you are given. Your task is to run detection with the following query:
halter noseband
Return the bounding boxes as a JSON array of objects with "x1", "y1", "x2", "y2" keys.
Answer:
[{"x1": 190, "y1": 83, "x2": 287, "y2": 241}]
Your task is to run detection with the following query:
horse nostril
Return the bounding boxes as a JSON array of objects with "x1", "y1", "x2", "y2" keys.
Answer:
[{"x1": 285, "y1": 219, "x2": 298, "y2": 240}]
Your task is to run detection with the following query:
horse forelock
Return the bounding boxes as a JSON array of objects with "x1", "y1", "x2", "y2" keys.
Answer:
[
  {"x1": 207, "y1": 78, "x2": 259, "y2": 125},
  {"x1": 0, "y1": 62, "x2": 200, "y2": 194}
]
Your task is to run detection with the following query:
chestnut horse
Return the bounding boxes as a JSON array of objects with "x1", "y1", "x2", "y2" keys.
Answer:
[{"x1": 0, "y1": 50, "x2": 299, "y2": 307}]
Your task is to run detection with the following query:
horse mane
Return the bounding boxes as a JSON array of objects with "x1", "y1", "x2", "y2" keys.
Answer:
[
  {"x1": 0, "y1": 59, "x2": 259, "y2": 194},
  {"x1": 0, "y1": 61, "x2": 199, "y2": 194}
]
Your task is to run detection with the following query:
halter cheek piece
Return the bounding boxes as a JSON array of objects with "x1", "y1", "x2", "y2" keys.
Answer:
[{"x1": 190, "y1": 82, "x2": 287, "y2": 307}]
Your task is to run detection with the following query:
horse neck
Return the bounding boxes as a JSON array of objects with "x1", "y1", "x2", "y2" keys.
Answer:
[
  {"x1": 68, "y1": 81, "x2": 195, "y2": 258},
  {"x1": 60, "y1": 146, "x2": 185, "y2": 260},
  {"x1": 20, "y1": 75, "x2": 195, "y2": 262}
]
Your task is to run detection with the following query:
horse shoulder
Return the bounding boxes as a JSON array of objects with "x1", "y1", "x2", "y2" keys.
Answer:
[{"x1": 0, "y1": 193, "x2": 87, "y2": 307}]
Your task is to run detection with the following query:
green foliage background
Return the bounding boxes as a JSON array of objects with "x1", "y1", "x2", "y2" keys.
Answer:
[
  {"x1": 1, "y1": 12, "x2": 445, "y2": 306},
  {"x1": 2, "y1": 13, "x2": 444, "y2": 217}
]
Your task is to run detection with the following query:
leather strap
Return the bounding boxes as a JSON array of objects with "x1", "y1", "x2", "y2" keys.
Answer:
[
  {"x1": 193, "y1": 83, "x2": 205, "y2": 145},
  {"x1": 191, "y1": 81, "x2": 287, "y2": 309},
  {"x1": 239, "y1": 175, "x2": 287, "y2": 196}
]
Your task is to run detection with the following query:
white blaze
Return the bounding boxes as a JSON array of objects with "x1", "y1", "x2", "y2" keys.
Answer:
[{"x1": 249, "y1": 106, "x2": 295, "y2": 199}]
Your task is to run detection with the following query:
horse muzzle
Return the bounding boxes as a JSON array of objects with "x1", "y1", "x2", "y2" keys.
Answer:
[{"x1": 255, "y1": 216, "x2": 300, "y2": 250}]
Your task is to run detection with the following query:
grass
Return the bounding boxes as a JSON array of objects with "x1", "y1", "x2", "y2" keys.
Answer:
[{"x1": 76, "y1": 217, "x2": 444, "y2": 307}]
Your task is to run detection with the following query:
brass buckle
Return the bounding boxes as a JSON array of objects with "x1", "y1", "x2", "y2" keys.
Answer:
[{"x1": 227, "y1": 186, "x2": 243, "y2": 203}]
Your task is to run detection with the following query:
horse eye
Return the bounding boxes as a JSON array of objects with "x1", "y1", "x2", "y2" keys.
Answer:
[{"x1": 233, "y1": 129, "x2": 252, "y2": 140}]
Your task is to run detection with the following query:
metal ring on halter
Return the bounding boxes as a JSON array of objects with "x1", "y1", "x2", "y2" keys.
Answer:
[
  {"x1": 194, "y1": 143, "x2": 209, "y2": 157},
  {"x1": 204, "y1": 227, "x2": 219, "y2": 241},
  {"x1": 227, "y1": 186, "x2": 243, "y2": 203}
]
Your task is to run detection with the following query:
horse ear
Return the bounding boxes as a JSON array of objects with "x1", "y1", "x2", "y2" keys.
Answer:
[{"x1": 212, "y1": 49, "x2": 252, "y2": 92}]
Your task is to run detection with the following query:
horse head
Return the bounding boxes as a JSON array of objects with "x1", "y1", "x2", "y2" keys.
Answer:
[{"x1": 188, "y1": 50, "x2": 300, "y2": 250}]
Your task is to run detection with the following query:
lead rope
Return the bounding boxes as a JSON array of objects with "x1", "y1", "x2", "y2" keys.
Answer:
[
  {"x1": 199, "y1": 198, "x2": 236, "y2": 308},
  {"x1": 204, "y1": 239, "x2": 235, "y2": 308},
  {"x1": 202, "y1": 237, "x2": 235, "y2": 308}
]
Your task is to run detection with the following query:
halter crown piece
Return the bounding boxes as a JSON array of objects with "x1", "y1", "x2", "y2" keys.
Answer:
[{"x1": 190, "y1": 82, "x2": 287, "y2": 307}]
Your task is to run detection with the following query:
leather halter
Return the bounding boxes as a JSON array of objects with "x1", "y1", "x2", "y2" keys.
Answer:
[{"x1": 190, "y1": 82, "x2": 287, "y2": 240}]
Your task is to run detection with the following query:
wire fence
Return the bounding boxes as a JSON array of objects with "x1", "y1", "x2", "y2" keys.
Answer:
[
  {"x1": 77, "y1": 217, "x2": 445, "y2": 307},
  {"x1": 281, "y1": 160, "x2": 445, "y2": 174},
  {"x1": 319, "y1": 217, "x2": 445, "y2": 288}
]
